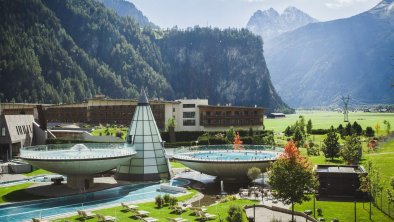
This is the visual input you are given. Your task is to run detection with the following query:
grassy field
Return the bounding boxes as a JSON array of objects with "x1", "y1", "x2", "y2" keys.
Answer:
[
  {"x1": 59, "y1": 189, "x2": 257, "y2": 222},
  {"x1": 265, "y1": 111, "x2": 394, "y2": 133},
  {"x1": 23, "y1": 169, "x2": 53, "y2": 176},
  {"x1": 170, "y1": 161, "x2": 187, "y2": 169},
  {"x1": 0, "y1": 183, "x2": 45, "y2": 203}
]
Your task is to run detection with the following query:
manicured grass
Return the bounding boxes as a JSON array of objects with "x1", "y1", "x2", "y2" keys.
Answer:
[
  {"x1": 91, "y1": 127, "x2": 128, "y2": 139},
  {"x1": 295, "y1": 196, "x2": 392, "y2": 222},
  {"x1": 23, "y1": 169, "x2": 53, "y2": 176},
  {"x1": 60, "y1": 190, "x2": 257, "y2": 222},
  {"x1": 0, "y1": 183, "x2": 45, "y2": 203},
  {"x1": 170, "y1": 161, "x2": 187, "y2": 169},
  {"x1": 265, "y1": 111, "x2": 394, "y2": 133}
]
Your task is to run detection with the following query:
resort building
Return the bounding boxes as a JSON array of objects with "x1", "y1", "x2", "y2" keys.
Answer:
[
  {"x1": 1, "y1": 97, "x2": 265, "y2": 132},
  {"x1": 0, "y1": 114, "x2": 46, "y2": 161}
]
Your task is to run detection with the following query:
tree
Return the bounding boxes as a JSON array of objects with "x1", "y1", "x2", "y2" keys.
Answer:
[
  {"x1": 383, "y1": 120, "x2": 391, "y2": 135},
  {"x1": 284, "y1": 126, "x2": 293, "y2": 137},
  {"x1": 247, "y1": 167, "x2": 261, "y2": 182},
  {"x1": 268, "y1": 141, "x2": 318, "y2": 222},
  {"x1": 155, "y1": 195, "x2": 163, "y2": 208},
  {"x1": 365, "y1": 127, "x2": 375, "y2": 137},
  {"x1": 375, "y1": 122, "x2": 381, "y2": 136},
  {"x1": 321, "y1": 126, "x2": 340, "y2": 161},
  {"x1": 293, "y1": 128, "x2": 304, "y2": 147},
  {"x1": 298, "y1": 115, "x2": 306, "y2": 135},
  {"x1": 167, "y1": 117, "x2": 176, "y2": 129},
  {"x1": 341, "y1": 135, "x2": 362, "y2": 164},
  {"x1": 226, "y1": 205, "x2": 243, "y2": 222},
  {"x1": 226, "y1": 127, "x2": 236, "y2": 142},
  {"x1": 306, "y1": 119, "x2": 313, "y2": 134},
  {"x1": 352, "y1": 121, "x2": 363, "y2": 136},
  {"x1": 344, "y1": 122, "x2": 353, "y2": 137},
  {"x1": 337, "y1": 124, "x2": 344, "y2": 137}
]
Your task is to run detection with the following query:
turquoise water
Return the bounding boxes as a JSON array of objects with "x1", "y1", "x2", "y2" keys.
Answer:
[
  {"x1": 190, "y1": 151, "x2": 276, "y2": 161},
  {"x1": 0, "y1": 180, "x2": 187, "y2": 222}
]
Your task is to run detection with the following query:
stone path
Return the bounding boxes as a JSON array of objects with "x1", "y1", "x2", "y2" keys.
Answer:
[{"x1": 245, "y1": 206, "x2": 310, "y2": 222}]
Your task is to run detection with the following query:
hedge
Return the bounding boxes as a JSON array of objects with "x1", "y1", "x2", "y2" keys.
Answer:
[{"x1": 310, "y1": 129, "x2": 330, "y2": 135}]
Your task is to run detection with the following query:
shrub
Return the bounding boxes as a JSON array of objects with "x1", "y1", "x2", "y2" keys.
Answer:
[
  {"x1": 115, "y1": 131, "x2": 123, "y2": 138},
  {"x1": 169, "y1": 196, "x2": 178, "y2": 206},
  {"x1": 311, "y1": 129, "x2": 330, "y2": 135},
  {"x1": 163, "y1": 193, "x2": 171, "y2": 205},
  {"x1": 226, "y1": 205, "x2": 243, "y2": 222},
  {"x1": 155, "y1": 195, "x2": 163, "y2": 208}
]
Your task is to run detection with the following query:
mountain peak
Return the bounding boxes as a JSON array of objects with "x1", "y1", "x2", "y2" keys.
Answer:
[
  {"x1": 368, "y1": 0, "x2": 394, "y2": 17},
  {"x1": 247, "y1": 6, "x2": 317, "y2": 41}
]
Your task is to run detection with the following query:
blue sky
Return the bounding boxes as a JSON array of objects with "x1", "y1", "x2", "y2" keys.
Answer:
[{"x1": 130, "y1": 0, "x2": 381, "y2": 28}]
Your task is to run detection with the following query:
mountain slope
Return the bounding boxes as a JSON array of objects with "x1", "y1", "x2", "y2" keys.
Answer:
[
  {"x1": 247, "y1": 7, "x2": 317, "y2": 42},
  {"x1": 158, "y1": 28, "x2": 289, "y2": 111},
  {"x1": 265, "y1": 0, "x2": 394, "y2": 107},
  {"x1": 0, "y1": 0, "x2": 291, "y2": 111},
  {"x1": 96, "y1": 0, "x2": 158, "y2": 28}
]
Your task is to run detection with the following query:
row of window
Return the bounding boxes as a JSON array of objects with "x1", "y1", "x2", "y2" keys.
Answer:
[
  {"x1": 203, "y1": 110, "x2": 260, "y2": 116},
  {"x1": 15, "y1": 124, "x2": 32, "y2": 135},
  {"x1": 1, "y1": 127, "x2": 6, "y2": 136},
  {"x1": 201, "y1": 119, "x2": 260, "y2": 126}
]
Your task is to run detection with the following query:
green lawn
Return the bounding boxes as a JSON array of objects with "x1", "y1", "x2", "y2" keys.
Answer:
[
  {"x1": 59, "y1": 189, "x2": 257, "y2": 222},
  {"x1": 0, "y1": 183, "x2": 45, "y2": 203},
  {"x1": 265, "y1": 111, "x2": 394, "y2": 133},
  {"x1": 170, "y1": 161, "x2": 187, "y2": 169},
  {"x1": 23, "y1": 169, "x2": 53, "y2": 176},
  {"x1": 295, "y1": 197, "x2": 392, "y2": 222},
  {"x1": 91, "y1": 127, "x2": 128, "y2": 139}
]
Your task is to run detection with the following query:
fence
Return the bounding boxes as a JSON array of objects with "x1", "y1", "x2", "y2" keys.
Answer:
[{"x1": 371, "y1": 188, "x2": 393, "y2": 219}]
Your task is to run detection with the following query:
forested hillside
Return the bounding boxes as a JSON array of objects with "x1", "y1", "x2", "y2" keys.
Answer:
[{"x1": 0, "y1": 0, "x2": 291, "y2": 112}]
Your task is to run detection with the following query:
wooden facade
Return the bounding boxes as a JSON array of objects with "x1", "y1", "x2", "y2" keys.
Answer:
[{"x1": 199, "y1": 105, "x2": 264, "y2": 127}]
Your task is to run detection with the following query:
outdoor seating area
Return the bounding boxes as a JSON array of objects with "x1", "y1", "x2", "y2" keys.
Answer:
[{"x1": 96, "y1": 213, "x2": 116, "y2": 222}]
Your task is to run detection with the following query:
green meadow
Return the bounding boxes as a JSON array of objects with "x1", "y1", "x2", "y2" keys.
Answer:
[{"x1": 265, "y1": 111, "x2": 394, "y2": 133}]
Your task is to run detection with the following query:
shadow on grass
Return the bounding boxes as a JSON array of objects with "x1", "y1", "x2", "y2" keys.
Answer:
[{"x1": 2, "y1": 189, "x2": 46, "y2": 202}]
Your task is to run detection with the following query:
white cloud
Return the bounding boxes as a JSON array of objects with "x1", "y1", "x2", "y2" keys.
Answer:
[{"x1": 325, "y1": 0, "x2": 369, "y2": 8}]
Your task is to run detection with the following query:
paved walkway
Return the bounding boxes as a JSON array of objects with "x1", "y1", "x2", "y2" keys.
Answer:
[
  {"x1": 0, "y1": 173, "x2": 28, "y2": 182},
  {"x1": 245, "y1": 206, "x2": 310, "y2": 222}
]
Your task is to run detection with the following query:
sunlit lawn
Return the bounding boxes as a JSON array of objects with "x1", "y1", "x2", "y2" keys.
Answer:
[
  {"x1": 265, "y1": 111, "x2": 394, "y2": 133},
  {"x1": 23, "y1": 169, "x2": 53, "y2": 176},
  {"x1": 170, "y1": 161, "x2": 187, "y2": 169},
  {"x1": 59, "y1": 189, "x2": 257, "y2": 222},
  {"x1": 0, "y1": 183, "x2": 45, "y2": 203}
]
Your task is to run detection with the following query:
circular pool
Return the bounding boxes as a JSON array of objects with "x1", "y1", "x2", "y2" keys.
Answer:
[{"x1": 172, "y1": 145, "x2": 282, "y2": 181}]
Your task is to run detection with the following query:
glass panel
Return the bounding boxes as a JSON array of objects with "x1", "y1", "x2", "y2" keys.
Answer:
[
  {"x1": 143, "y1": 143, "x2": 155, "y2": 151},
  {"x1": 143, "y1": 122, "x2": 151, "y2": 135},
  {"x1": 158, "y1": 165, "x2": 169, "y2": 173},
  {"x1": 133, "y1": 135, "x2": 144, "y2": 143},
  {"x1": 145, "y1": 158, "x2": 157, "y2": 166},
  {"x1": 144, "y1": 151, "x2": 155, "y2": 158},
  {"x1": 131, "y1": 159, "x2": 144, "y2": 165},
  {"x1": 130, "y1": 167, "x2": 144, "y2": 174},
  {"x1": 156, "y1": 158, "x2": 166, "y2": 165},
  {"x1": 151, "y1": 135, "x2": 161, "y2": 143},
  {"x1": 144, "y1": 135, "x2": 153, "y2": 143},
  {"x1": 154, "y1": 150, "x2": 165, "y2": 158},
  {"x1": 144, "y1": 166, "x2": 158, "y2": 174},
  {"x1": 135, "y1": 121, "x2": 143, "y2": 135}
]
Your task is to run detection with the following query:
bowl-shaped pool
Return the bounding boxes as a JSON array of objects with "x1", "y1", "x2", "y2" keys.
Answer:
[{"x1": 172, "y1": 145, "x2": 282, "y2": 181}]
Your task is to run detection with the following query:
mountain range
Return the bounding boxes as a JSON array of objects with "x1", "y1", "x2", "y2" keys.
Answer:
[
  {"x1": 247, "y1": 7, "x2": 317, "y2": 42},
  {"x1": 248, "y1": 1, "x2": 394, "y2": 107},
  {"x1": 0, "y1": 0, "x2": 290, "y2": 112}
]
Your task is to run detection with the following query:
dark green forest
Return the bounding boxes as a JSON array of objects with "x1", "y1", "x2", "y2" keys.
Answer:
[{"x1": 0, "y1": 0, "x2": 291, "y2": 112}]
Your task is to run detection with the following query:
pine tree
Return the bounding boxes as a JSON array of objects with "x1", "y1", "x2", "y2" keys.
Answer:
[
  {"x1": 321, "y1": 126, "x2": 340, "y2": 161},
  {"x1": 341, "y1": 135, "x2": 362, "y2": 164},
  {"x1": 306, "y1": 119, "x2": 312, "y2": 134}
]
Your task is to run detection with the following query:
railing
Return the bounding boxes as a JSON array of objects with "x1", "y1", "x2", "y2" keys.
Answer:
[
  {"x1": 174, "y1": 144, "x2": 283, "y2": 155},
  {"x1": 20, "y1": 143, "x2": 135, "y2": 160}
]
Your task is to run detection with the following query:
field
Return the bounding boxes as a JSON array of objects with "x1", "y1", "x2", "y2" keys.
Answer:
[{"x1": 265, "y1": 111, "x2": 394, "y2": 132}]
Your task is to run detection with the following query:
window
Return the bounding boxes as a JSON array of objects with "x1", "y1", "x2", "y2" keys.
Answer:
[
  {"x1": 183, "y1": 120, "x2": 196, "y2": 126},
  {"x1": 226, "y1": 111, "x2": 232, "y2": 116},
  {"x1": 206, "y1": 111, "x2": 211, "y2": 116},
  {"x1": 215, "y1": 111, "x2": 221, "y2": 116},
  {"x1": 173, "y1": 108, "x2": 175, "y2": 112},
  {"x1": 244, "y1": 111, "x2": 249, "y2": 115},
  {"x1": 183, "y1": 104, "x2": 195, "y2": 108},
  {"x1": 183, "y1": 112, "x2": 195, "y2": 118},
  {"x1": 1, "y1": 127, "x2": 5, "y2": 136}
]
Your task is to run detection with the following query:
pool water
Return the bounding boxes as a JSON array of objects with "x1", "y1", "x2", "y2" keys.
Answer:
[
  {"x1": 0, "y1": 180, "x2": 187, "y2": 222},
  {"x1": 189, "y1": 150, "x2": 276, "y2": 161}
]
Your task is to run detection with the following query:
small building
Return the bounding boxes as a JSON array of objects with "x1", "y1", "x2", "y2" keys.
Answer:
[
  {"x1": 0, "y1": 115, "x2": 46, "y2": 161},
  {"x1": 267, "y1": 113, "x2": 285, "y2": 118},
  {"x1": 315, "y1": 165, "x2": 367, "y2": 199}
]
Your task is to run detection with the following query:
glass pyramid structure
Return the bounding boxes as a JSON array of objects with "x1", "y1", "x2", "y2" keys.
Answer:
[{"x1": 115, "y1": 89, "x2": 170, "y2": 181}]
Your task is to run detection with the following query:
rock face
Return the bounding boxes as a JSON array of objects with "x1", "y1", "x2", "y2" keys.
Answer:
[
  {"x1": 96, "y1": 0, "x2": 158, "y2": 28},
  {"x1": 264, "y1": 0, "x2": 394, "y2": 107},
  {"x1": 247, "y1": 7, "x2": 317, "y2": 42}
]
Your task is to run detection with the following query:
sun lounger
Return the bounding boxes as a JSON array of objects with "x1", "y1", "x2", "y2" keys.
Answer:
[
  {"x1": 78, "y1": 210, "x2": 95, "y2": 219},
  {"x1": 198, "y1": 212, "x2": 217, "y2": 221},
  {"x1": 142, "y1": 217, "x2": 158, "y2": 222},
  {"x1": 167, "y1": 217, "x2": 187, "y2": 222},
  {"x1": 134, "y1": 210, "x2": 150, "y2": 217},
  {"x1": 121, "y1": 202, "x2": 138, "y2": 211},
  {"x1": 172, "y1": 206, "x2": 188, "y2": 214},
  {"x1": 32, "y1": 218, "x2": 50, "y2": 222},
  {"x1": 96, "y1": 213, "x2": 116, "y2": 222}
]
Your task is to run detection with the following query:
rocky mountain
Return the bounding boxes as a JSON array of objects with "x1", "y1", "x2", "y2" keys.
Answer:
[
  {"x1": 265, "y1": 0, "x2": 394, "y2": 108},
  {"x1": 96, "y1": 0, "x2": 158, "y2": 28},
  {"x1": 0, "y1": 0, "x2": 291, "y2": 112},
  {"x1": 247, "y1": 7, "x2": 317, "y2": 42}
]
